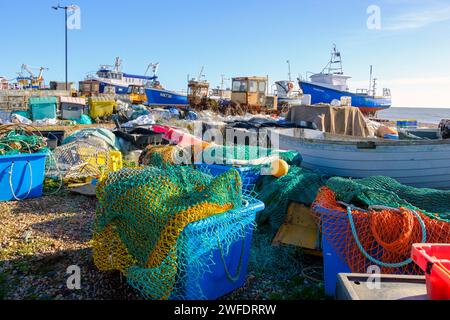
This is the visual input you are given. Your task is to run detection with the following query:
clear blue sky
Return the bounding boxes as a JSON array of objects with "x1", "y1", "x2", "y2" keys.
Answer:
[{"x1": 1, "y1": 0, "x2": 450, "y2": 107}]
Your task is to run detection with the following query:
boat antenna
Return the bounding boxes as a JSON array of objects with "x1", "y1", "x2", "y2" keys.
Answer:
[
  {"x1": 114, "y1": 57, "x2": 122, "y2": 72},
  {"x1": 372, "y1": 78, "x2": 378, "y2": 96},
  {"x1": 321, "y1": 44, "x2": 343, "y2": 75},
  {"x1": 286, "y1": 60, "x2": 292, "y2": 81},
  {"x1": 197, "y1": 66, "x2": 204, "y2": 81}
]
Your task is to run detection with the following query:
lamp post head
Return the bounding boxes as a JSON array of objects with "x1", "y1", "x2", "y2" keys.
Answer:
[{"x1": 52, "y1": 4, "x2": 78, "y2": 10}]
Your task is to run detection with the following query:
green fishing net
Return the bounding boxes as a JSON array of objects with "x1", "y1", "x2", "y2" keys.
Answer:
[
  {"x1": 199, "y1": 144, "x2": 302, "y2": 165},
  {"x1": 0, "y1": 130, "x2": 48, "y2": 155},
  {"x1": 92, "y1": 164, "x2": 266, "y2": 299},
  {"x1": 255, "y1": 166, "x2": 327, "y2": 231},
  {"x1": 326, "y1": 176, "x2": 450, "y2": 222}
]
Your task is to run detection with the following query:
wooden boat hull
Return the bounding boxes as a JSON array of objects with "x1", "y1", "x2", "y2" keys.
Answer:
[{"x1": 275, "y1": 128, "x2": 450, "y2": 189}]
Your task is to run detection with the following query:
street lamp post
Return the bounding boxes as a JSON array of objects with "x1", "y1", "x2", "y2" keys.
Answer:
[
  {"x1": 52, "y1": 4, "x2": 73, "y2": 91},
  {"x1": 286, "y1": 60, "x2": 292, "y2": 82}
]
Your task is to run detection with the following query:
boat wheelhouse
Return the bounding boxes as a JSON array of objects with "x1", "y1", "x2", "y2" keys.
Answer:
[{"x1": 298, "y1": 46, "x2": 392, "y2": 116}]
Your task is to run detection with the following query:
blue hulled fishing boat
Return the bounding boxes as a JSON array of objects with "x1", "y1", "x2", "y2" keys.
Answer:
[
  {"x1": 88, "y1": 58, "x2": 188, "y2": 106},
  {"x1": 298, "y1": 46, "x2": 392, "y2": 115},
  {"x1": 143, "y1": 63, "x2": 188, "y2": 107}
]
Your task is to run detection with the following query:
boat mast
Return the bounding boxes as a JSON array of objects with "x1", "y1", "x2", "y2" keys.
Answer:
[
  {"x1": 372, "y1": 78, "x2": 378, "y2": 97},
  {"x1": 197, "y1": 66, "x2": 205, "y2": 81},
  {"x1": 114, "y1": 57, "x2": 122, "y2": 72},
  {"x1": 321, "y1": 44, "x2": 343, "y2": 75},
  {"x1": 368, "y1": 65, "x2": 373, "y2": 95}
]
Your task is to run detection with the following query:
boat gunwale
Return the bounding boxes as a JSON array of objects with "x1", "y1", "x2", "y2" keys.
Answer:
[{"x1": 273, "y1": 128, "x2": 450, "y2": 147}]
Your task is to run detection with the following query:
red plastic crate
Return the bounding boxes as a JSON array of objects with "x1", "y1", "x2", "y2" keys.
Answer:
[{"x1": 411, "y1": 244, "x2": 450, "y2": 300}]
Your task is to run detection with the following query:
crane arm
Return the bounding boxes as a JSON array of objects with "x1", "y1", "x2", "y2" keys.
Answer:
[
  {"x1": 21, "y1": 64, "x2": 35, "y2": 78},
  {"x1": 144, "y1": 63, "x2": 159, "y2": 77}
]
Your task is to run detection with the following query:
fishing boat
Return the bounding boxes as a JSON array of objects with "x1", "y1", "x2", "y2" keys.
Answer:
[
  {"x1": 298, "y1": 46, "x2": 392, "y2": 116},
  {"x1": 144, "y1": 63, "x2": 188, "y2": 107},
  {"x1": 88, "y1": 58, "x2": 188, "y2": 106},
  {"x1": 274, "y1": 128, "x2": 450, "y2": 189},
  {"x1": 274, "y1": 80, "x2": 303, "y2": 106}
]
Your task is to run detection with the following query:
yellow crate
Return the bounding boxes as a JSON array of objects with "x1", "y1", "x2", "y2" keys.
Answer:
[
  {"x1": 109, "y1": 150, "x2": 123, "y2": 173},
  {"x1": 89, "y1": 99, "x2": 116, "y2": 118}
]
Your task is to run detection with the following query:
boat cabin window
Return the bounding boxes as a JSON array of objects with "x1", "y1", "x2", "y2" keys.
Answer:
[
  {"x1": 232, "y1": 80, "x2": 247, "y2": 92},
  {"x1": 356, "y1": 88, "x2": 368, "y2": 95},
  {"x1": 109, "y1": 72, "x2": 122, "y2": 80},
  {"x1": 249, "y1": 80, "x2": 258, "y2": 93},
  {"x1": 258, "y1": 81, "x2": 266, "y2": 93}
]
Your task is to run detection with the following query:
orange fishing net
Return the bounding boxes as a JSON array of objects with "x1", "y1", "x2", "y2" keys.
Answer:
[{"x1": 312, "y1": 187, "x2": 450, "y2": 274}]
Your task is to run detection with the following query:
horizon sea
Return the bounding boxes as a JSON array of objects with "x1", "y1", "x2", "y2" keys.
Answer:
[{"x1": 378, "y1": 107, "x2": 450, "y2": 124}]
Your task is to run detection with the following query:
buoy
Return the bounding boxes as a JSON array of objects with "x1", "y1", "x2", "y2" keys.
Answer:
[{"x1": 270, "y1": 159, "x2": 289, "y2": 178}]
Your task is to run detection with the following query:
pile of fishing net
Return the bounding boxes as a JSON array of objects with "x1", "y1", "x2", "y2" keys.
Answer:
[
  {"x1": 62, "y1": 128, "x2": 120, "y2": 150},
  {"x1": 198, "y1": 144, "x2": 302, "y2": 165},
  {"x1": 92, "y1": 164, "x2": 249, "y2": 300},
  {"x1": 255, "y1": 166, "x2": 327, "y2": 231},
  {"x1": 312, "y1": 176, "x2": 450, "y2": 274},
  {"x1": 0, "y1": 124, "x2": 48, "y2": 155},
  {"x1": 139, "y1": 145, "x2": 193, "y2": 167},
  {"x1": 139, "y1": 144, "x2": 302, "y2": 186}
]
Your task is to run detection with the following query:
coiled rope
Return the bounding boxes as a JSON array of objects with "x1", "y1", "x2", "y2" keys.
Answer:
[{"x1": 346, "y1": 204, "x2": 427, "y2": 268}]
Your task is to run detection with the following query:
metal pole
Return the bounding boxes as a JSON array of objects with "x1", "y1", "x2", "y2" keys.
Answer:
[
  {"x1": 65, "y1": 8, "x2": 68, "y2": 91},
  {"x1": 287, "y1": 60, "x2": 291, "y2": 81}
]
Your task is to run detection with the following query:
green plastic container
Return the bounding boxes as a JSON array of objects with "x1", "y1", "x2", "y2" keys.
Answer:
[{"x1": 29, "y1": 97, "x2": 57, "y2": 120}]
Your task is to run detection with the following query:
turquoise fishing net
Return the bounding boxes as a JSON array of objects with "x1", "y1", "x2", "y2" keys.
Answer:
[
  {"x1": 93, "y1": 162, "x2": 264, "y2": 300},
  {"x1": 255, "y1": 166, "x2": 327, "y2": 231},
  {"x1": 197, "y1": 145, "x2": 304, "y2": 199},
  {"x1": 199, "y1": 144, "x2": 302, "y2": 165},
  {"x1": 0, "y1": 129, "x2": 48, "y2": 155},
  {"x1": 326, "y1": 176, "x2": 450, "y2": 222}
]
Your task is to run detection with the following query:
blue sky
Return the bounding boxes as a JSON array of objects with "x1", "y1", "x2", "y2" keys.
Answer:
[{"x1": 1, "y1": 0, "x2": 450, "y2": 107}]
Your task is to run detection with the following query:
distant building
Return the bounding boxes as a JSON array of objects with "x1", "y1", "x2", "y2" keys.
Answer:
[{"x1": 0, "y1": 77, "x2": 8, "y2": 90}]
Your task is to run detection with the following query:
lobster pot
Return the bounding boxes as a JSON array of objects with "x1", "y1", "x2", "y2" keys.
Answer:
[
  {"x1": 29, "y1": 97, "x2": 57, "y2": 120},
  {"x1": 171, "y1": 199, "x2": 265, "y2": 300},
  {"x1": 79, "y1": 80, "x2": 100, "y2": 95},
  {"x1": 0, "y1": 153, "x2": 46, "y2": 201},
  {"x1": 60, "y1": 96, "x2": 87, "y2": 120}
]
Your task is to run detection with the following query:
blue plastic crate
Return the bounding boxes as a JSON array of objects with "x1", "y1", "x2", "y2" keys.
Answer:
[
  {"x1": 314, "y1": 203, "x2": 352, "y2": 297},
  {"x1": 172, "y1": 198, "x2": 265, "y2": 300},
  {"x1": 195, "y1": 163, "x2": 261, "y2": 191},
  {"x1": 0, "y1": 153, "x2": 46, "y2": 201},
  {"x1": 322, "y1": 236, "x2": 351, "y2": 297}
]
